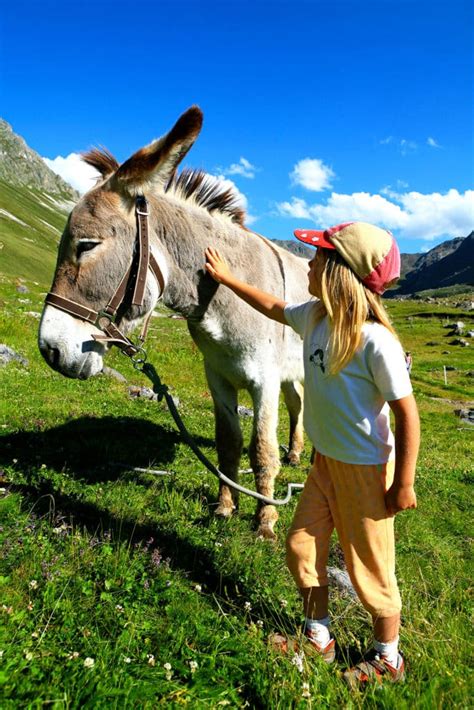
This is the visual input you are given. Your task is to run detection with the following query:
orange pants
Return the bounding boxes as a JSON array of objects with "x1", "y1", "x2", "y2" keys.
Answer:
[{"x1": 286, "y1": 452, "x2": 402, "y2": 619}]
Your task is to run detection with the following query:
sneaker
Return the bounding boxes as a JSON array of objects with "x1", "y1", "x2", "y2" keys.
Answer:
[
  {"x1": 303, "y1": 627, "x2": 336, "y2": 664},
  {"x1": 343, "y1": 650, "x2": 405, "y2": 688}
]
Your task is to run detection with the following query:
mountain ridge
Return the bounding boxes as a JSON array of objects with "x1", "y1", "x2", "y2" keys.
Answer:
[
  {"x1": 0, "y1": 119, "x2": 472, "y2": 295},
  {"x1": 0, "y1": 118, "x2": 79, "y2": 200}
]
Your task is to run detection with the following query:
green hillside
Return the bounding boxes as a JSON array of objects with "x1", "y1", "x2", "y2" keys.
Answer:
[{"x1": 0, "y1": 179, "x2": 72, "y2": 285}]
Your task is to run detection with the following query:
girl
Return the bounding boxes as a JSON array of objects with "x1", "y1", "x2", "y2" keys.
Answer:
[{"x1": 205, "y1": 221, "x2": 419, "y2": 686}]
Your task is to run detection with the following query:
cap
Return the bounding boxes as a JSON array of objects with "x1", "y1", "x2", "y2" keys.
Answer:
[{"x1": 294, "y1": 221, "x2": 400, "y2": 294}]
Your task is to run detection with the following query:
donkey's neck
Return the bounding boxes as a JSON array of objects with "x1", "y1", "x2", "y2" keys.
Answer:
[{"x1": 151, "y1": 197, "x2": 244, "y2": 320}]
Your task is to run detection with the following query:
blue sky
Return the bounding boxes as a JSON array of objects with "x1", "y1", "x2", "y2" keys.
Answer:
[{"x1": 1, "y1": 0, "x2": 473, "y2": 253}]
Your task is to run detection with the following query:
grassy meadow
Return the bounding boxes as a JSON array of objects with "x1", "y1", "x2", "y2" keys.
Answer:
[{"x1": 0, "y1": 270, "x2": 473, "y2": 708}]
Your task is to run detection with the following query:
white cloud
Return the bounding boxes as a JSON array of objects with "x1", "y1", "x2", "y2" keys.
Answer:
[
  {"x1": 220, "y1": 157, "x2": 258, "y2": 179},
  {"x1": 396, "y1": 189, "x2": 473, "y2": 238},
  {"x1": 43, "y1": 153, "x2": 100, "y2": 194},
  {"x1": 379, "y1": 137, "x2": 417, "y2": 155},
  {"x1": 427, "y1": 137, "x2": 441, "y2": 148},
  {"x1": 276, "y1": 189, "x2": 474, "y2": 241},
  {"x1": 277, "y1": 197, "x2": 311, "y2": 219},
  {"x1": 290, "y1": 158, "x2": 334, "y2": 192},
  {"x1": 399, "y1": 139, "x2": 417, "y2": 156}
]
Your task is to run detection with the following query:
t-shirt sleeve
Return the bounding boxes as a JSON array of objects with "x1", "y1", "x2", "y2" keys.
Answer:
[
  {"x1": 284, "y1": 301, "x2": 316, "y2": 337},
  {"x1": 366, "y1": 326, "x2": 413, "y2": 401}
]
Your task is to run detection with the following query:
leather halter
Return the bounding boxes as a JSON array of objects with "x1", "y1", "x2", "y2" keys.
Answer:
[{"x1": 45, "y1": 196, "x2": 165, "y2": 358}]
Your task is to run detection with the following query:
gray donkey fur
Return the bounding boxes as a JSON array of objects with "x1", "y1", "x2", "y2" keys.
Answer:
[{"x1": 38, "y1": 106, "x2": 310, "y2": 538}]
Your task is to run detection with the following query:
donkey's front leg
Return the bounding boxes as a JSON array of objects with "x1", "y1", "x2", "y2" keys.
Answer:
[
  {"x1": 249, "y1": 380, "x2": 281, "y2": 540},
  {"x1": 205, "y1": 363, "x2": 243, "y2": 517}
]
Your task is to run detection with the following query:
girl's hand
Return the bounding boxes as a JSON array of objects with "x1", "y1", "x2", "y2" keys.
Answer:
[
  {"x1": 205, "y1": 247, "x2": 233, "y2": 284},
  {"x1": 385, "y1": 483, "x2": 417, "y2": 516}
]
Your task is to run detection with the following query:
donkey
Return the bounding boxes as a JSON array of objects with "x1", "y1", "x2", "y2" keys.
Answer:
[{"x1": 38, "y1": 106, "x2": 310, "y2": 538}]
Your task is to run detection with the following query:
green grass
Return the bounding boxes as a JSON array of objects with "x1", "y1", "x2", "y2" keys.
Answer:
[
  {"x1": 1, "y1": 274, "x2": 473, "y2": 708},
  {"x1": 0, "y1": 180, "x2": 70, "y2": 284}
]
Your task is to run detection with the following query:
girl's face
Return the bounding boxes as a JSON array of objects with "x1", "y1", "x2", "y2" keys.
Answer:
[{"x1": 307, "y1": 249, "x2": 325, "y2": 297}]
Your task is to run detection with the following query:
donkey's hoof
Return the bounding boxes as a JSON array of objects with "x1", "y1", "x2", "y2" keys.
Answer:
[
  {"x1": 285, "y1": 452, "x2": 301, "y2": 467},
  {"x1": 215, "y1": 503, "x2": 235, "y2": 518},
  {"x1": 257, "y1": 524, "x2": 277, "y2": 541}
]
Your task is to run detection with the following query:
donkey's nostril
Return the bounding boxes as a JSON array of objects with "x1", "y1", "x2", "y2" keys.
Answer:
[
  {"x1": 50, "y1": 347, "x2": 61, "y2": 369},
  {"x1": 40, "y1": 344, "x2": 61, "y2": 369}
]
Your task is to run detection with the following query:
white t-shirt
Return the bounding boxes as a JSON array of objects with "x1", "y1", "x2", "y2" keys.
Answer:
[{"x1": 284, "y1": 301, "x2": 413, "y2": 465}]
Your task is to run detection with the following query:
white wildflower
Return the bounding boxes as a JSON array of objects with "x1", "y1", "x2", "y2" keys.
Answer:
[
  {"x1": 84, "y1": 657, "x2": 95, "y2": 668},
  {"x1": 123, "y1": 656, "x2": 131, "y2": 664},
  {"x1": 31, "y1": 632, "x2": 39, "y2": 639},
  {"x1": 163, "y1": 662, "x2": 172, "y2": 670},
  {"x1": 302, "y1": 681, "x2": 311, "y2": 698},
  {"x1": 68, "y1": 651, "x2": 80, "y2": 660},
  {"x1": 291, "y1": 651, "x2": 305, "y2": 673},
  {"x1": 279, "y1": 598, "x2": 288, "y2": 608},
  {"x1": 194, "y1": 584, "x2": 202, "y2": 592},
  {"x1": 244, "y1": 601, "x2": 252, "y2": 611},
  {"x1": 256, "y1": 620, "x2": 264, "y2": 628},
  {"x1": 147, "y1": 653, "x2": 155, "y2": 666},
  {"x1": 164, "y1": 661, "x2": 173, "y2": 679},
  {"x1": 29, "y1": 580, "x2": 38, "y2": 590},
  {"x1": 115, "y1": 604, "x2": 124, "y2": 613},
  {"x1": 189, "y1": 660, "x2": 198, "y2": 673},
  {"x1": 24, "y1": 651, "x2": 33, "y2": 661}
]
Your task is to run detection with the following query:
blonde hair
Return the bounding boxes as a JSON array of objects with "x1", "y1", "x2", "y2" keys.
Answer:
[{"x1": 312, "y1": 249, "x2": 398, "y2": 374}]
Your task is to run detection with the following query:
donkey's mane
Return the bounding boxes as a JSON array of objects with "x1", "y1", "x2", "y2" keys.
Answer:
[
  {"x1": 166, "y1": 168, "x2": 245, "y2": 225},
  {"x1": 82, "y1": 148, "x2": 245, "y2": 226},
  {"x1": 82, "y1": 147, "x2": 120, "y2": 177}
]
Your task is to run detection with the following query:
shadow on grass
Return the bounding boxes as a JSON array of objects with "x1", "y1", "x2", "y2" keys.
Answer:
[
  {"x1": 0, "y1": 415, "x2": 214, "y2": 482},
  {"x1": 11, "y1": 477, "x2": 303, "y2": 638}
]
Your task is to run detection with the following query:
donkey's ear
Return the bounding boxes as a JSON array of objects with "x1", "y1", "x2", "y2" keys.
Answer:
[{"x1": 110, "y1": 106, "x2": 203, "y2": 195}]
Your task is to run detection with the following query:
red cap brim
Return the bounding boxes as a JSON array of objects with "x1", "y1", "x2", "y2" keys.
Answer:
[{"x1": 293, "y1": 229, "x2": 336, "y2": 249}]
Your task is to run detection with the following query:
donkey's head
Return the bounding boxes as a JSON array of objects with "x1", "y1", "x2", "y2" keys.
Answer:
[{"x1": 38, "y1": 106, "x2": 203, "y2": 378}]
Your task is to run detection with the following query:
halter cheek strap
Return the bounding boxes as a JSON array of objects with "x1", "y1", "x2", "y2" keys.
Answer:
[{"x1": 45, "y1": 196, "x2": 165, "y2": 358}]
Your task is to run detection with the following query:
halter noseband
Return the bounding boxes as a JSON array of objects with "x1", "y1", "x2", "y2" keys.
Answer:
[{"x1": 45, "y1": 196, "x2": 165, "y2": 359}]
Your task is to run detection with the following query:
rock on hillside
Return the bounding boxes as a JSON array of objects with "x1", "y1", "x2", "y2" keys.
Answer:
[{"x1": 0, "y1": 119, "x2": 78, "y2": 200}]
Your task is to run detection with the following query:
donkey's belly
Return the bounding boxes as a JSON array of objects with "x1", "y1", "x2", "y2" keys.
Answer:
[{"x1": 188, "y1": 320, "x2": 300, "y2": 389}]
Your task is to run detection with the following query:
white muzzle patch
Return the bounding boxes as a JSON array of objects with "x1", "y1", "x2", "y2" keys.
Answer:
[{"x1": 38, "y1": 305, "x2": 105, "y2": 379}]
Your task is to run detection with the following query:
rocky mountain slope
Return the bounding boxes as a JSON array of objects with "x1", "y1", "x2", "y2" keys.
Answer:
[
  {"x1": 393, "y1": 232, "x2": 474, "y2": 295},
  {"x1": 0, "y1": 119, "x2": 79, "y2": 284},
  {"x1": 0, "y1": 119, "x2": 78, "y2": 200}
]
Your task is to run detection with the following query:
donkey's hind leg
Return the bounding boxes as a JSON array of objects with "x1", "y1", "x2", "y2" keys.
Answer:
[
  {"x1": 281, "y1": 380, "x2": 304, "y2": 466},
  {"x1": 248, "y1": 379, "x2": 281, "y2": 540},
  {"x1": 205, "y1": 363, "x2": 243, "y2": 517}
]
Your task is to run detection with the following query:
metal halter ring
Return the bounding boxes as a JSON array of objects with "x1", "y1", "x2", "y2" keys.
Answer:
[
  {"x1": 130, "y1": 346, "x2": 148, "y2": 369},
  {"x1": 95, "y1": 310, "x2": 116, "y2": 330}
]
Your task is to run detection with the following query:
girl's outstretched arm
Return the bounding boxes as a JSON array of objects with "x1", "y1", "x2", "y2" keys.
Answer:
[
  {"x1": 205, "y1": 247, "x2": 288, "y2": 325},
  {"x1": 385, "y1": 393, "x2": 420, "y2": 515}
]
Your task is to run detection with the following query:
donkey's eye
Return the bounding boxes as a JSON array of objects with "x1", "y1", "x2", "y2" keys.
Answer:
[{"x1": 76, "y1": 241, "x2": 100, "y2": 258}]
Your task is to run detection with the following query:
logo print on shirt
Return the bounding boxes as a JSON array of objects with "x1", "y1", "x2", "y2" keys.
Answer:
[{"x1": 310, "y1": 348, "x2": 325, "y2": 373}]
